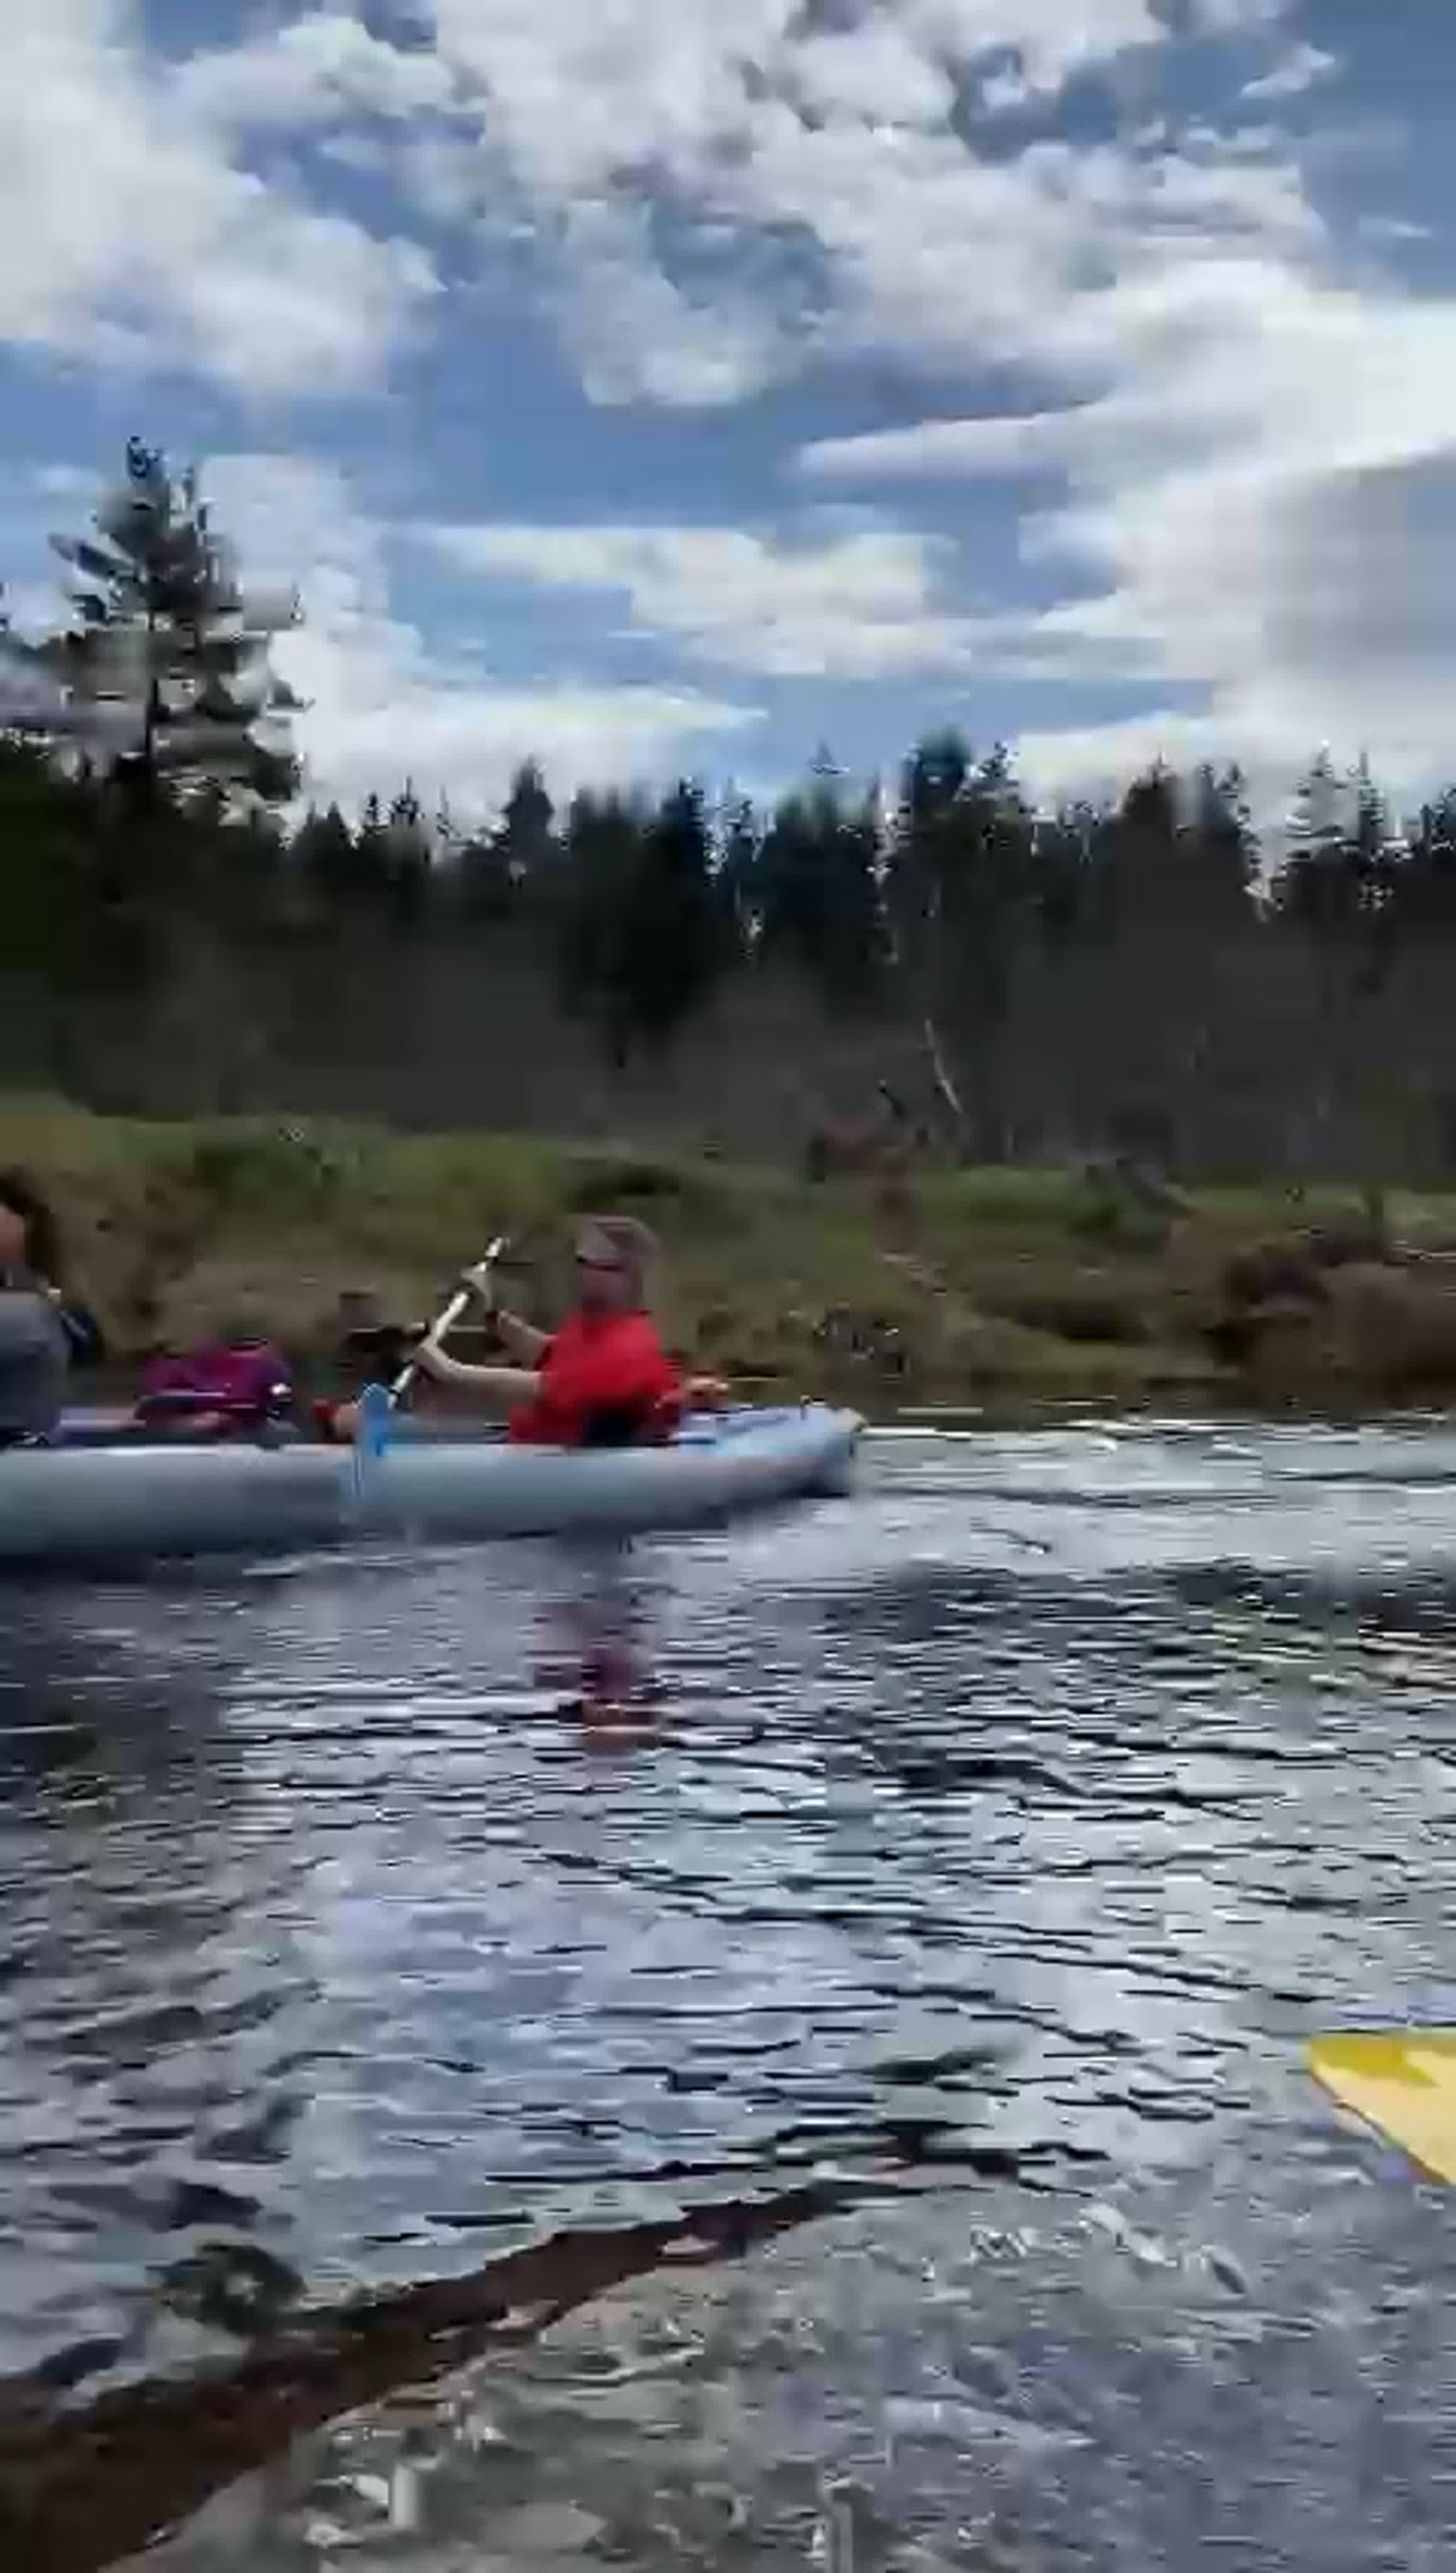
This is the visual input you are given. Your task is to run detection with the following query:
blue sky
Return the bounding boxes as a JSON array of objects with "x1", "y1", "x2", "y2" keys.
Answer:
[{"x1": 2, "y1": 1, "x2": 1453, "y2": 821}]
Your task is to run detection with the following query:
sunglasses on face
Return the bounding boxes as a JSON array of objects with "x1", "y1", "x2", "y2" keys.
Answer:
[{"x1": 575, "y1": 1251, "x2": 624, "y2": 1273}]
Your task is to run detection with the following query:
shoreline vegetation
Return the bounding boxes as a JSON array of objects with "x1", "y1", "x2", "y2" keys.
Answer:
[{"x1": 14, "y1": 1095, "x2": 1456, "y2": 1417}]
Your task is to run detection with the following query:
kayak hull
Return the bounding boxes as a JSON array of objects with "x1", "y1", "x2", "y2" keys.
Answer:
[{"x1": 0, "y1": 1406, "x2": 861, "y2": 1568}]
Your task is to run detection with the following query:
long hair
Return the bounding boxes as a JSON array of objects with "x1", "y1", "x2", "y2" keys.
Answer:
[{"x1": 0, "y1": 1172, "x2": 62, "y2": 1284}]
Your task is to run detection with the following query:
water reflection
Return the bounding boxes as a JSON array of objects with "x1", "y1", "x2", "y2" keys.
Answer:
[
  {"x1": 0, "y1": 1607, "x2": 314, "y2": 2395},
  {"x1": 1, "y1": 2182, "x2": 854, "y2": 2573},
  {"x1": 531, "y1": 1558, "x2": 670, "y2": 1744}
]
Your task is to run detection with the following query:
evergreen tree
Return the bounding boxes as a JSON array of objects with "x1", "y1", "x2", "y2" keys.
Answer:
[
  {"x1": 0, "y1": 733, "x2": 96, "y2": 976},
  {"x1": 352, "y1": 791, "x2": 393, "y2": 900},
  {"x1": 384, "y1": 781, "x2": 432, "y2": 928},
  {"x1": 555, "y1": 788, "x2": 641, "y2": 1062},
  {"x1": 1396, "y1": 788, "x2": 1456, "y2": 935},
  {"x1": 1031, "y1": 800, "x2": 1103, "y2": 944},
  {"x1": 710, "y1": 788, "x2": 758, "y2": 966},
  {"x1": 886, "y1": 734, "x2": 1036, "y2": 1139},
  {"x1": 752, "y1": 769, "x2": 885, "y2": 1006},
  {"x1": 1098, "y1": 765, "x2": 1181, "y2": 926},
  {"x1": 497, "y1": 759, "x2": 555, "y2": 883},
  {"x1": 1275, "y1": 749, "x2": 1357, "y2": 931},
  {"x1": 453, "y1": 823, "x2": 514, "y2": 924},
  {"x1": 553, "y1": 778, "x2": 721, "y2": 1059},
  {"x1": 293, "y1": 803, "x2": 359, "y2": 908},
  {"x1": 20, "y1": 438, "x2": 302, "y2": 810},
  {"x1": 626, "y1": 776, "x2": 722, "y2": 1042},
  {"x1": 458, "y1": 759, "x2": 556, "y2": 923},
  {"x1": 1274, "y1": 753, "x2": 1406, "y2": 967},
  {"x1": 1185, "y1": 764, "x2": 1259, "y2": 930}
]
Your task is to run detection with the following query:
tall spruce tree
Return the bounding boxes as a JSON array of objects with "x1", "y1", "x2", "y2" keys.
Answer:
[
  {"x1": 1276, "y1": 749, "x2": 1355, "y2": 932},
  {"x1": 555, "y1": 787, "x2": 644, "y2": 1064},
  {"x1": 715, "y1": 790, "x2": 763, "y2": 961},
  {"x1": 753, "y1": 767, "x2": 885, "y2": 1006},
  {"x1": 553, "y1": 777, "x2": 720, "y2": 1060},
  {"x1": 21, "y1": 438, "x2": 302, "y2": 809},
  {"x1": 384, "y1": 781, "x2": 432, "y2": 928},
  {"x1": 458, "y1": 758, "x2": 557, "y2": 923},
  {"x1": 886, "y1": 734, "x2": 1036, "y2": 1141},
  {"x1": 627, "y1": 777, "x2": 721, "y2": 1042}
]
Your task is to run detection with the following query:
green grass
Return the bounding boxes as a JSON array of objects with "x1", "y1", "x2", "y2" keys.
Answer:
[{"x1": 8, "y1": 1093, "x2": 1456, "y2": 1408}]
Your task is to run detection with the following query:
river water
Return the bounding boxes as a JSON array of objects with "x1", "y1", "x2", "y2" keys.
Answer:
[{"x1": 1, "y1": 1418, "x2": 1454, "y2": 2570}]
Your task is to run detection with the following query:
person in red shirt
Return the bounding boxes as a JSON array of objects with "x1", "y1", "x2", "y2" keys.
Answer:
[{"x1": 413, "y1": 1214, "x2": 708, "y2": 1447}]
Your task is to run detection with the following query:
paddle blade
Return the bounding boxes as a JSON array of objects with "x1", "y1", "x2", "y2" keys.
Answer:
[
  {"x1": 354, "y1": 1381, "x2": 393, "y2": 1461},
  {"x1": 1308, "y1": 2032, "x2": 1456, "y2": 2184}
]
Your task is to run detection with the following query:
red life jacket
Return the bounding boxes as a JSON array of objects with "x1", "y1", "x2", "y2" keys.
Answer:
[{"x1": 509, "y1": 1310, "x2": 681, "y2": 1448}]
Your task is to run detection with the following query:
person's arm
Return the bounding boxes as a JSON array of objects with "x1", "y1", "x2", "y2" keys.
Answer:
[
  {"x1": 455, "y1": 1265, "x2": 550, "y2": 1367},
  {"x1": 491, "y1": 1309, "x2": 551, "y2": 1367},
  {"x1": 412, "y1": 1342, "x2": 540, "y2": 1404}
]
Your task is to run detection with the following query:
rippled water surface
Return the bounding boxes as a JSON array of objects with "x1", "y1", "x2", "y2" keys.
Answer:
[{"x1": 2, "y1": 1418, "x2": 1455, "y2": 2569}]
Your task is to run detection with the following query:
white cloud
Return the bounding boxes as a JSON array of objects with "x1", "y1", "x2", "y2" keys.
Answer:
[
  {"x1": 801, "y1": 409, "x2": 1099, "y2": 482},
  {"x1": 173, "y1": 12, "x2": 460, "y2": 134},
  {"x1": 543, "y1": 201, "x2": 801, "y2": 409},
  {"x1": 373, "y1": 0, "x2": 1307, "y2": 403},
  {"x1": 905, "y1": 0, "x2": 1168, "y2": 97},
  {"x1": 792, "y1": 22, "x2": 952, "y2": 128},
  {"x1": 1241, "y1": 41, "x2": 1339, "y2": 102},
  {"x1": 8, "y1": 0, "x2": 1447, "y2": 810},
  {"x1": 804, "y1": 255, "x2": 1456, "y2": 800},
  {"x1": 1361, "y1": 215, "x2": 1432, "y2": 245},
  {"x1": 1190, "y1": 0, "x2": 1293, "y2": 30},
  {"x1": 0, "y1": 2, "x2": 437, "y2": 397},
  {"x1": 423, "y1": 515, "x2": 994, "y2": 679},
  {"x1": 788, "y1": 23, "x2": 954, "y2": 128},
  {"x1": 199, "y1": 457, "x2": 763, "y2": 817},
  {"x1": 125, "y1": 3, "x2": 1314, "y2": 414},
  {"x1": 418, "y1": 0, "x2": 800, "y2": 205}
]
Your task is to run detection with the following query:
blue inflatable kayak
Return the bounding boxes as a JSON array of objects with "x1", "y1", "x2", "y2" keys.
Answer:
[{"x1": 0, "y1": 1405, "x2": 861, "y2": 1568}]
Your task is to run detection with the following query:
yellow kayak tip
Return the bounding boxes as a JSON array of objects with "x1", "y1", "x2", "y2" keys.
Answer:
[{"x1": 1308, "y1": 2032, "x2": 1456, "y2": 2185}]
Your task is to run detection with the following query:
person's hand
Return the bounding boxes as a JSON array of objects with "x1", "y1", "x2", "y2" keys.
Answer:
[{"x1": 684, "y1": 1373, "x2": 731, "y2": 1412}]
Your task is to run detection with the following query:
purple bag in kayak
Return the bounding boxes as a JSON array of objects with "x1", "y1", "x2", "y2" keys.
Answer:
[{"x1": 136, "y1": 1339, "x2": 295, "y2": 1432}]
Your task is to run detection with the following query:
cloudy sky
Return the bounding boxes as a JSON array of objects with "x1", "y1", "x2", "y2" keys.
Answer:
[{"x1": 1, "y1": 1, "x2": 1452, "y2": 820}]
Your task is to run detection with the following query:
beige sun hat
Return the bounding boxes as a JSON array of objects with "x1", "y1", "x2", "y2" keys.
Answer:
[{"x1": 575, "y1": 1213, "x2": 660, "y2": 1300}]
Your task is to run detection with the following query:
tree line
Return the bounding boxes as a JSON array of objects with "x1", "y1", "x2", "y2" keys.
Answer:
[{"x1": 4, "y1": 439, "x2": 1456, "y2": 1178}]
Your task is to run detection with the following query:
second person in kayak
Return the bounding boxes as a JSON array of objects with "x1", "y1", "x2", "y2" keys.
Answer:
[
  {"x1": 0, "y1": 1173, "x2": 105, "y2": 1447},
  {"x1": 416, "y1": 1214, "x2": 685, "y2": 1447}
]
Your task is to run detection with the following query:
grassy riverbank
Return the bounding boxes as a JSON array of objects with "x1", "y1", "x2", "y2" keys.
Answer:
[{"x1": 8, "y1": 1094, "x2": 1456, "y2": 1409}]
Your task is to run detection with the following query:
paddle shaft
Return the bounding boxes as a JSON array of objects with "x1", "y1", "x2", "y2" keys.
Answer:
[{"x1": 389, "y1": 1238, "x2": 506, "y2": 1408}]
